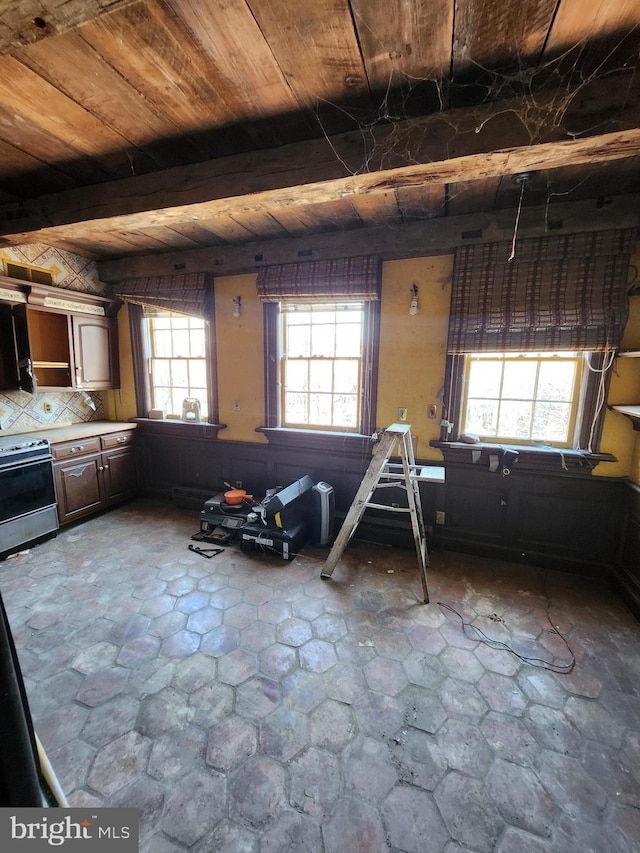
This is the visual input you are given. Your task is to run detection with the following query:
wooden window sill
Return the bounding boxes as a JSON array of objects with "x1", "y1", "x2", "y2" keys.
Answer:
[
  {"x1": 430, "y1": 440, "x2": 616, "y2": 475},
  {"x1": 257, "y1": 426, "x2": 373, "y2": 455},
  {"x1": 132, "y1": 418, "x2": 226, "y2": 437}
]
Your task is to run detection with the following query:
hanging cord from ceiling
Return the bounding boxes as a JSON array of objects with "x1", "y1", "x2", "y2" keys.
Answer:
[
  {"x1": 508, "y1": 172, "x2": 531, "y2": 262},
  {"x1": 585, "y1": 345, "x2": 616, "y2": 454}
]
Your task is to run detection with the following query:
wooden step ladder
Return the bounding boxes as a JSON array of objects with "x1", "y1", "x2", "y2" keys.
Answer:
[{"x1": 320, "y1": 424, "x2": 444, "y2": 604}]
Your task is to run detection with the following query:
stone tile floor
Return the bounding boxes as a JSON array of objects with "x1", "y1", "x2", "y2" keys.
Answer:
[{"x1": 2, "y1": 498, "x2": 640, "y2": 852}]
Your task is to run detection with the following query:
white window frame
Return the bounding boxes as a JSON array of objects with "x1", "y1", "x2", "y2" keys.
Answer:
[
  {"x1": 460, "y1": 351, "x2": 587, "y2": 448},
  {"x1": 143, "y1": 309, "x2": 209, "y2": 421}
]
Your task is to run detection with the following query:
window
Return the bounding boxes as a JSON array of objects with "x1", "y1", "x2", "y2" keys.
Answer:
[
  {"x1": 443, "y1": 230, "x2": 636, "y2": 457},
  {"x1": 257, "y1": 255, "x2": 381, "y2": 440},
  {"x1": 462, "y1": 352, "x2": 583, "y2": 447},
  {"x1": 263, "y1": 299, "x2": 379, "y2": 437},
  {"x1": 280, "y1": 302, "x2": 364, "y2": 430},
  {"x1": 444, "y1": 349, "x2": 611, "y2": 453},
  {"x1": 143, "y1": 309, "x2": 208, "y2": 419}
]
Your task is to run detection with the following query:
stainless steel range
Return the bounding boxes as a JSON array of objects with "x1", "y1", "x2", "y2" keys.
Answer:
[{"x1": 0, "y1": 435, "x2": 58, "y2": 557}]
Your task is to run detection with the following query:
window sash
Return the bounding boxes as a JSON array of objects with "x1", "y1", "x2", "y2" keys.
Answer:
[
  {"x1": 461, "y1": 352, "x2": 583, "y2": 447},
  {"x1": 144, "y1": 312, "x2": 209, "y2": 419},
  {"x1": 279, "y1": 302, "x2": 364, "y2": 432},
  {"x1": 263, "y1": 300, "x2": 379, "y2": 436},
  {"x1": 128, "y1": 302, "x2": 218, "y2": 423},
  {"x1": 443, "y1": 350, "x2": 611, "y2": 452}
]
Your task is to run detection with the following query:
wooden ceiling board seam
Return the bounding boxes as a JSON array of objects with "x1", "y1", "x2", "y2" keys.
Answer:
[
  {"x1": 196, "y1": 214, "x2": 256, "y2": 243},
  {"x1": 0, "y1": 0, "x2": 139, "y2": 55},
  {"x1": 226, "y1": 210, "x2": 290, "y2": 240},
  {"x1": 13, "y1": 29, "x2": 206, "y2": 172},
  {"x1": 350, "y1": 188, "x2": 403, "y2": 226},
  {"x1": 349, "y1": 0, "x2": 454, "y2": 114},
  {"x1": 243, "y1": 0, "x2": 375, "y2": 126},
  {"x1": 451, "y1": 0, "x2": 560, "y2": 79},
  {"x1": 543, "y1": 0, "x2": 640, "y2": 53},
  {"x1": 0, "y1": 55, "x2": 156, "y2": 178},
  {"x1": 445, "y1": 176, "x2": 502, "y2": 216},
  {"x1": 0, "y1": 101, "x2": 117, "y2": 187},
  {"x1": 170, "y1": 0, "x2": 302, "y2": 120},
  {"x1": 302, "y1": 197, "x2": 365, "y2": 232},
  {"x1": 76, "y1": 0, "x2": 256, "y2": 157},
  {"x1": 155, "y1": 221, "x2": 229, "y2": 247},
  {"x1": 0, "y1": 134, "x2": 83, "y2": 195},
  {"x1": 396, "y1": 184, "x2": 447, "y2": 222}
]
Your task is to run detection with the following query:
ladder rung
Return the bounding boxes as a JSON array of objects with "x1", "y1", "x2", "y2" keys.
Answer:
[
  {"x1": 380, "y1": 464, "x2": 445, "y2": 483},
  {"x1": 364, "y1": 502, "x2": 411, "y2": 512}
]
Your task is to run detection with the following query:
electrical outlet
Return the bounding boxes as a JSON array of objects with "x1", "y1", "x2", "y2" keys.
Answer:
[
  {"x1": 43, "y1": 402, "x2": 53, "y2": 414},
  {"x1": 427, "y1": 404, "x2": 437, "y2": 419},
  {"x1": 436, "y1": 511, "x2": 446, "y2": 525},
  {"x1": 398, "y1": 407, "x2": 407, "y2": 422},
  {"x1": 233, "y1": 400, "x2": 240, "y2": 412}
]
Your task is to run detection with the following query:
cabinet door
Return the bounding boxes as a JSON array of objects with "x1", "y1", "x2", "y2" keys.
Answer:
[
  {"x1": 0, "y1": 303, "x2": 20, "y2": 389},
  {"x1": 27, "y1": 308, "x2": 73, "y2": 388},
  {"x1": 73, "y1": 315, "x2": 118, "y2": 390},
  {"x1": 102, "y1": 446, "x2": 137, "y2": 503},
  {"x1": 54, "y1": 454, "x2": 103, "y2": 524}
]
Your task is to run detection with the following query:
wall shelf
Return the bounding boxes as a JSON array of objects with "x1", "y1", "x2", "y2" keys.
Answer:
[{"x1": 610, "y1": 405, "x2": 640, "y2": 430}]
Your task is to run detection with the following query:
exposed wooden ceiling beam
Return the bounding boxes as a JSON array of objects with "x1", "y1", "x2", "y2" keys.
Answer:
[
  {"x1": 0, "y1": 1, "x2": 138, "y2": 55},
  {"x1": 2, "y1": 127, "x2": 639, "y2": 249},
  {"x1": 98, "y1": 193, "x2": 640, "y2": 281},
  {"x1": 0, "y1": 72, "x2": 638, "y2": 247}
]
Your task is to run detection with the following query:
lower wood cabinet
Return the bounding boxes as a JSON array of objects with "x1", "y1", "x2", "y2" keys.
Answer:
[{"x1": 53, "y1": 430, "x2": 137, "y2": 525}]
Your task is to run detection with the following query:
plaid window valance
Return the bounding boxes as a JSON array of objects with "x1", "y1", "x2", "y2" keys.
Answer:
[
  {"x1": 448, "y1": 229, "x2": 637, "y2": 353},
  {"x1": 256, "y1": 255, "x2": 381, "y2": 302},
  {"x1": 116, "y1": 272, "x2": 209, "y2": 318}
]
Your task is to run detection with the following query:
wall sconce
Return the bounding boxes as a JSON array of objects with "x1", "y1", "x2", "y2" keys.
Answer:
[
  {"x1": 409, "y1": 283, "x2": 419, "y2": 316},
  {"x1": 233, "y1": 296, "x2": 242, "y2": 318}
]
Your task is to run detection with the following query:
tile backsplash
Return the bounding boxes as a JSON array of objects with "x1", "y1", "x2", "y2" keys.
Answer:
[
  {"x1": 0, "y1": 390, "x2": 104, "y2": 432},
  {"x1": 0, "y1": 243, "x2": 109, "y2": 296},
  {"x1": 0, "y1": 243, "x2": 111, "y2": 432}
]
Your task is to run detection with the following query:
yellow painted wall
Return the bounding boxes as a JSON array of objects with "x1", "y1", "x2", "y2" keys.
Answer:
[
  {"x1": 597, "y1": 292, "x2": 640, "y2": 482},
  {"x1": 113, "y1": 252, "x2": 640, "y2": 479},
  {"x1": 211, "y1": 257, "x2": 452, "y2": 456},
  {"x1": 214, "y1": 274, "x2": 267, "y2": 443},
  {"x1": 377, "y1": 256, "x2": 452, "y2": 459},
  {"x1": 103, "y1": 303, "x2": 138, "y2": 422}
]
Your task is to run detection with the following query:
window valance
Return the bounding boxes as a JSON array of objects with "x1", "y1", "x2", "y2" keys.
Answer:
[
  {"x1": 256, "y1": 255, "x2": 381, "y2": 302},
  {"x1": 448, "y1": 229, "x2": 637, "y2": 353},
  {"x1": 116, "y1": 272, "x2": 210, "y2": 318}
]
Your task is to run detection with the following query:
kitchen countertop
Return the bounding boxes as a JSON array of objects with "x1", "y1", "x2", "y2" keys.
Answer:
[{"x1": 1, "y1": 421, "x2": 136, "y2": 444}]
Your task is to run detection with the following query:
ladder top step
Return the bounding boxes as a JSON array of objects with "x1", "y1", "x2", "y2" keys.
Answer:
[
  {"x1": 380, "y1": 465, "x2": 446, "y2": 483},
  {"x1": 384, "y1": 423, "x2": 412, "y2": 434}
]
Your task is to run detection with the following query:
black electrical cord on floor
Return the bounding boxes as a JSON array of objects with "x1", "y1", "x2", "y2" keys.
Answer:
[{"x1": 436, "y1": 599, "x2": 576, "y2": 674}]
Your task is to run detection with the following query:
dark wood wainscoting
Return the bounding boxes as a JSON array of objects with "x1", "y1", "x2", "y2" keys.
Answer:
[
  {"x1": 440, "y1": 463, "x2": 625, "y2": 577},
  {"x1": 134, "y1": 421, "x2": 628, "y2": 583},
  {"x1": 134, "y1": 421, "x2": 442, "y2": 549},
  {"x1": 614, "y1": 482, "x2": 640, "y2": 620}
]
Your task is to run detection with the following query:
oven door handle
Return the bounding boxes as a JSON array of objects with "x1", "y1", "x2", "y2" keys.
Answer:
[{"x1": 0, "y1": 456, "x2": 53, "y2": 473}]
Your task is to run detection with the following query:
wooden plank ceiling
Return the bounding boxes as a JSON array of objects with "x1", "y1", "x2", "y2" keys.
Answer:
[{"x1": 0, "y1": 0, "x2": 638, "y2": 275}]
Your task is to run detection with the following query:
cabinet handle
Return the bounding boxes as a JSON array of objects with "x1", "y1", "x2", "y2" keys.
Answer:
[
  {"x1": 70, "y1": 445, "x2": 84, "y2": 453},
  {"x1": 116, "y1": 436, "x2": 127, "y2": 443},
  {"x1": 98, "y1": 466, "x2": 104, "y2": 472},
  {"x1": 103, "y1": 464, "x2": 110, "y2": 470}
]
